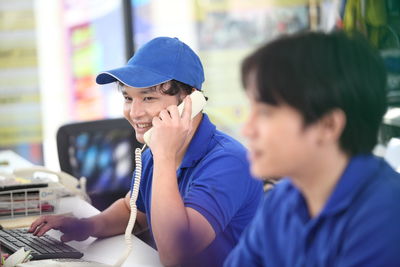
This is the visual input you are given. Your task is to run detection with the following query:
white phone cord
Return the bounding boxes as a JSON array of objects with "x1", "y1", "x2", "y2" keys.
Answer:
[{"x1": 113, "y1": 144, "x2": 146, "y2": 267}]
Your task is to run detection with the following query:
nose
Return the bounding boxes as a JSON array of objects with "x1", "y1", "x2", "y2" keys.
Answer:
[
  {"x1": 241, "y1": 113, "x2": 255, "y2": 139},
  {"x1": 129, "y1": 100, "x2": 146, "y2": 119}
]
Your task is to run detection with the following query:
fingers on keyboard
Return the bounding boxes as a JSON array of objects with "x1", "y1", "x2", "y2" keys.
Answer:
[
  {"x1": 35, "y1": 223, "x2": 53, "y2": 237},
  {"x1": 29, "y1": 215, "x2": 50, "y2": 233}
]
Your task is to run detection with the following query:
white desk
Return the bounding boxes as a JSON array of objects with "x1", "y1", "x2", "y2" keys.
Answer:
[
  {"x1": 0, "y1": 150, "x2": 33, "y2": 174},
  {"x1": 49, "y1": 196, "x2": 162, "y2": 267}
]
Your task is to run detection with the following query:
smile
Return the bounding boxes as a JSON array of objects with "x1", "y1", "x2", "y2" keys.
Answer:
[{"x1": 136, "y1": 123, "x2": 152, "y2": 129}]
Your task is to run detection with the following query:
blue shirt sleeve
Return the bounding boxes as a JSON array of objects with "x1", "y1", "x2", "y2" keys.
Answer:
[
  {"x1": 136, "y1": 183, "x2": 145, "y2": 212},
  {"x1": 183, "y1": 152, "x2": 258, "y2": 235},
  {"x1": 135, "y1": 149, "x2": 154, "y2": 214},
  {"x1": 224, "y1": 195, "x2": 268, "y2": 267},
  {"x1": 129, "y1": 170, "x2": 145, "y2": 212}
]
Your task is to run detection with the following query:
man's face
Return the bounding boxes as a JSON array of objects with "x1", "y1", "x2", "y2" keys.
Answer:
[
  {"x1": 121, "y1": 84, "x2": 181, "y2": 144},
  {"x1": 242, "y1": 97, "x2": 323, "y2": 180}
]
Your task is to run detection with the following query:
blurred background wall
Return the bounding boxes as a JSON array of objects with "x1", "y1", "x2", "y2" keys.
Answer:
[{"x1": 0, "y1": 0, "x2": 399, "y2": 170}]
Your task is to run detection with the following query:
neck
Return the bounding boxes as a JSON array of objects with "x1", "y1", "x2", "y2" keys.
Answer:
[
  {"x1": 175, "y1": 113, "x2": 203, "y2": 169},
  {"x1": 291, "y1": 148, "x2": 350, "y2": 218}
]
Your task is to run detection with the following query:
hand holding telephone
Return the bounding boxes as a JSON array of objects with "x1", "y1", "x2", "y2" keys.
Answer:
[{"x1": 143, "y1": 90, "x2": 207, "y2": 145}]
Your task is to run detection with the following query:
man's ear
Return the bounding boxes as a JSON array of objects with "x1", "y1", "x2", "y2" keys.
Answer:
[{"x1": 318, "y1": 109, "x2": 346, "y2": 144}]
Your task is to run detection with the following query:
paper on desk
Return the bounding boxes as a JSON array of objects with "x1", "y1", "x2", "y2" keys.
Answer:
[
  {"x1": 0, "y1": 216, "x2": 40, "y2": 229},
  {"x1": 0, "y1": 213, "x2": 73, "y2": 229},
  {"x1": 3, "y1": 248, "x2": 30, "y2": 267}
]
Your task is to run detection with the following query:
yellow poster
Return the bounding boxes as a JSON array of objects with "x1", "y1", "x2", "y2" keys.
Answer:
[
  {"x1": 195, "y1": 0, "x2": 309, "y2": 140},
  {"x1": 0, "y1": 0, "x2": 42, "y2": 150}
]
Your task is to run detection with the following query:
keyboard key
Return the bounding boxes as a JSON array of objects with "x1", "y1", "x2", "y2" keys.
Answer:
[{"x1": 0, "y1": 228, "x2": 84, "y2": 260}]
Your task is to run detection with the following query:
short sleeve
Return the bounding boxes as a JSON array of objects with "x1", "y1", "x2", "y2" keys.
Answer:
[
  {"x1": 184, "y1": 152, "x2": 257, "y2": 235},
  {"x1": 128, "y1": 170, "x2": 144, "y2": 212},
  {"x1": 224, "y1": 196, "x2": 267, "y2": 266},
  {"x1": 135, "y1": 149, "x2": 155, "y2": 214},
  {"x1": 136, "y1": 185, "x2": 145, "y2": 212}
]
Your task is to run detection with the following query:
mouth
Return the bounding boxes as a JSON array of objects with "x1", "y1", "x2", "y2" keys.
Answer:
[
  {"x1": 248, "y1": 148, "x2": 262, "y2": 162},
  {"x1": 134, "y1": 122, "x2": 152, "y2": 133}
]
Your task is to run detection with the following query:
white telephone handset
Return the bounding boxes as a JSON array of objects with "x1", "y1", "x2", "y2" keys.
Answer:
[{"x1": 143, "y1": 90, "x2": 207, "y2": 145}]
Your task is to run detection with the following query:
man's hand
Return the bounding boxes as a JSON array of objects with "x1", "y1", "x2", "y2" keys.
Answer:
[
  {"x1": 149, "y1": 96, "x2": 193, "y2": 159},
  {"x1": 28, "y1": 215, "x2": 92, "y2": 242}
]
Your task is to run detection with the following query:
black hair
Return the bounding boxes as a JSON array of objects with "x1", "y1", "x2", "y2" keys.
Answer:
[
  {"x1": 241, "y1": 30, "x2": 387, "y2": 155},
  {"x1": 158, "y1": 80, "x2": 194, "y2": 96},
  {"x1": 117, "y1": 80, "x2": 195, "y2": 95},
  {"x1": 117, "y1": 80, "x2": 207, "y2": 101}
]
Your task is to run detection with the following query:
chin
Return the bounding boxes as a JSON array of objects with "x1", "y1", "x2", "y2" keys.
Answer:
[
  {"x1": 250, "y1": 164, "x2": 267, "y2": 179},
  {"x1": 135, "y1": 134, "x2": 145, "y2": 144},
  {"x1": 251, "y1": 163, "x2": 278, "y2": 180}
]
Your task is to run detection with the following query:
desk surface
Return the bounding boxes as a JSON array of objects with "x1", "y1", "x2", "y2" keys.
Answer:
[
  {"x1": 0, "y1": 150, "x2": 33, "y2": 174},
  {"x1": 49, "y1": 196, "x2": 162, "y2": 266}
]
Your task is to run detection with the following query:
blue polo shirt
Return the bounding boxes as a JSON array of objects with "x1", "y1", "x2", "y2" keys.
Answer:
[
  {"x1": 133, "y1": 114, "x2": 263, "y2": 267},
  {"x1": 225, "y1": 154, "x2": 400, "y2": 267}
]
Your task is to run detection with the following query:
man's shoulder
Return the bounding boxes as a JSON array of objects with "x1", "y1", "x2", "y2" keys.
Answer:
[
  {"x1": 200, "y1": 141, "x2": 249, "y2": 172},
  {"x1": 359, "y1": 157, "x2": 400, "y2": 202},
  {"x1": 357, "y1": 160, "x2": 400, "y2": 212},
  {"x1": 338, "y1": 161, "x2": 400, "y2": 264},
  {"x1": 193, "y1": 130, "x2": 262, "y2": 186},
  {"x1": 209, "y1": 130, "x2": 247, "y2": 157}
]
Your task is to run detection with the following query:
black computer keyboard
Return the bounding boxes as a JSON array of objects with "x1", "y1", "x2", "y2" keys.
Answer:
[{"x1": 0, "y1": 228, "x2": 84, "y2": 260}]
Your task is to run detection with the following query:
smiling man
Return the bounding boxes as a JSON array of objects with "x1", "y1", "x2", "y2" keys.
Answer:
[
  {"x1": 225, "y1": 31, "x2": 400, "y2": 266},
  {"x1": 30, "y1": 37, "x2": 263, "y2": 267}
]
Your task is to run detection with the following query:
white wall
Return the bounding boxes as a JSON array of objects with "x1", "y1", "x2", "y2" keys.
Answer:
[{"x1": 35, "y1": 0, "x2": 71, "y2": 170}]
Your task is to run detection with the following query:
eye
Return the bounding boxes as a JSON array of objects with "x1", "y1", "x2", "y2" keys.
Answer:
[
  {"x1": 254, "y1": 104, "x2": 274, "y2": 117},
  {"x1": 123, "y1": 95, "x2": 132, "y2": 102},
  {"x1": 258, "y1": 107, "x2": 271, "y2": 116},
  {"x1": 143, "y1": 96, "x2": 156, "y2": 102}
]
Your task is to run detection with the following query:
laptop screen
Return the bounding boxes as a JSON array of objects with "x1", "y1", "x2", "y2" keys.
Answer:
[{"x1": 67, "y1": 128, "x2": 135, "y2": 194}]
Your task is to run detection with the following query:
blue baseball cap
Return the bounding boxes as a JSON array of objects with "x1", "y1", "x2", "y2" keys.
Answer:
[{"x1": 96, "y1": 37, "x2": 205, "y2": 89}]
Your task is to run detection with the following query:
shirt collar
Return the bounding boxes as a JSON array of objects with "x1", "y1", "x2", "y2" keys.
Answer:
[
  {"x1": 320, "y1": 154, "x2": 383, "y2": 216},
  {"x1": 180, "y1": 113, "x2": 216, "y2": 168}
]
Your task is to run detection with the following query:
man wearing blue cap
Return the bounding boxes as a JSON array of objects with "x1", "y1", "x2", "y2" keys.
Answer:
[{"x1": 30, "y1": 37, "x2": 263, "y2": 267}]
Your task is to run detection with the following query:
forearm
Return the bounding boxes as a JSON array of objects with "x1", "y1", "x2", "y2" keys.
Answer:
[
  {"x1": 85, "y1": 198, "x2": 131, "y2": 238},
  {"x1": 151, "y1": 156, "x2": 190, "y2": 265}
]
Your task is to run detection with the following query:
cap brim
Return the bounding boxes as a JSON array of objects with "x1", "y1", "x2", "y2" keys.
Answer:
[{"x1": 96, "y1": 65, "x2": 171, "y2": 88}]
